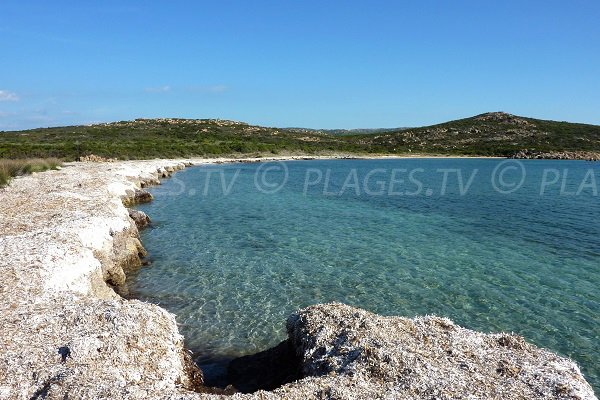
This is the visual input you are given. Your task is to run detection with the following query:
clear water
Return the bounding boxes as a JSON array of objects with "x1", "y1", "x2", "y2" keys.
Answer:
[{"x1": 128, "y1": 159, "x2": 600, "y2": 390}]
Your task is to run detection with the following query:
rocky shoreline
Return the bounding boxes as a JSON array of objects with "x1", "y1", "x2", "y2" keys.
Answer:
[
  {"x1": 0, "y1": 157, "x2": 596, "y2": 399},
  {"x1": 511, "y1": 149, "x2": 600, "y2": 161}
]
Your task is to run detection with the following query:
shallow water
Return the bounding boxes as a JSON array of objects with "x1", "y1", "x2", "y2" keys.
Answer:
[{"x1": 129, "y1": 159, "x2": 600, "y2": 390}]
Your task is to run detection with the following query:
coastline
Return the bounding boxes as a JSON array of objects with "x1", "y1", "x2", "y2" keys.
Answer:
[
  {"x1": 0, "y1": 159, "x2": 205, "y2": 398},
  {"x1": 0, "y1": 156, "x2": 596, "y2": 399}
]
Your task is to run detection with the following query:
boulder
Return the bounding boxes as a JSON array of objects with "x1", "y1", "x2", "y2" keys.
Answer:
[
  {"x1": 133, "y1": 189, "x2": 153, "y2": 204},
  {"x1": 128, "y1": 209, "x2": 151, "y2": 229}
]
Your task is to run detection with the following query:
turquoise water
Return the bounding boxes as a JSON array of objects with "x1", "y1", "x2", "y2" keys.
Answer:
[{"x1": 129, "y1": 159, "x2": 600, "y2": 390}]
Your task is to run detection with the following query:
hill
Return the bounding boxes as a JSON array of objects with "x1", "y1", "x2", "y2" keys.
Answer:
[
  {"x1": 360, "y1": 112, "x2": 600, "y2": 157},
  {"x1": 0, "y1": 112, "x2": 598, "y2": 160}
]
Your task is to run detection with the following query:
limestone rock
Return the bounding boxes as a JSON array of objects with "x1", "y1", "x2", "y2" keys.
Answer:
[
  {"x1": 133, "y1": 189, "x2": 153, "y2": 204},
  {"x1": 128, "y1": 208, "x2": 151, "y2": 229},
  {"x1": 281, "y1": 303, "x2": 597, "y2": 400},
  {"x1": 0, "y1": 298, "x2": 203, "y2": 399},
  {"x1": 78, "y1": 154, "x2": 117, "y2": 162},
  {"x1": 0, "y1": 159, "x2": 205, "y2": 400},
  {"x1": 511, "y1": 149, "x2": 600, "y2": 161}
]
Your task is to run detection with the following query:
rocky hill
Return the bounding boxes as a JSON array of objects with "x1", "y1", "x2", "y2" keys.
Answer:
[
  {"x1": 362, "y1": 112, "x2": 600, "y2": 158},
  {"x1": 0, "y1": 112, "x2": 598, "y2": 160}
]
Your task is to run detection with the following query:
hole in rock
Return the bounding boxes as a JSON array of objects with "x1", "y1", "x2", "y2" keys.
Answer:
[{"x1": 198, "y1": 339, "x2": 302, "y2": 394}]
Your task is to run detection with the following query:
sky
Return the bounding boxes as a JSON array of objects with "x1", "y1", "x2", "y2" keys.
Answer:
[{"x1": 1, "y1": 1, "x2": 599, "y2": 130}]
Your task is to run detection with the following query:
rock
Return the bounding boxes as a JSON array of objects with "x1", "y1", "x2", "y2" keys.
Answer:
[
  {"x1": 476, "y1": 112, "x2": 532, "y2": 126},
  {"x1": 0, "y1": 159, "x2": 205, "y2": 399},
  {"x1": 77, "y1": 154, "x2": 117, "y2": 162},
  {"x1": 128, "y1": 208, "x2": 151, "y2": 229},
  {"x1": 157, "y1": 167, "x2": 171, "y2": 178},
  {"x1": 279, "y1": 303, "x2": 597, "y2": 400},
  {"x1": 123, "y1": 189, "x2": 154, "y2": 206},
  {"x1": 133, "y1": 189, "x2": 153, "y2": 203},
  {"x1": 511, "y1": 149, "x2": 600, "y2": 160},
  {"x1": 0, "y1": 298, "x2": 203, "y2": 399},
  {"x1": 139, "y1": 175, "x2": 161, "y2": 187}
]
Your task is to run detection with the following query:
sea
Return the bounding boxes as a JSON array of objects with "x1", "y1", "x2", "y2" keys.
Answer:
[{"x1": 127, "y1": 158, "x2": 599, "y2": 390}]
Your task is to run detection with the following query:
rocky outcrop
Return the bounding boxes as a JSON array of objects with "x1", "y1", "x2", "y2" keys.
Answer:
[
  {"x1": 0, "y1": 298, "x2": 203, "y2": 399},
  {"x1": 511, "y1": 149, "x2": 600, "y2": 161},
  {"x1": 123, "y1": 188, "x2": 154, "y2": 206},
  {"x1": 277, "y1": 303, "x2": 597, "y2": 400},
  {"x1": 475, "y1": 111, "x2": 533, "y2": 126},
  {"x1": 128, "y1": 208, "x2": 151, "y2": 229},
  {"x1": 0, "y1": 159, "x2": 202, "y2": 399},
  {"x1": 78, "y1": 154, "x2": 117, "y2": 162}
]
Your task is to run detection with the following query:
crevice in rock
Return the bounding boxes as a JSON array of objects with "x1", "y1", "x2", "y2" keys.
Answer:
[
  {"x1": 224, "y1": 339, "x2": 303, "y2": 394},
  {"x1": 29, "y1": 372, "x2": 67, "y2": 400}
]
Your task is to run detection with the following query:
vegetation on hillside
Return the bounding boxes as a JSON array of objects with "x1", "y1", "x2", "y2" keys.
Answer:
[
  {"x1": 0, "y1": 112, "x2": 598, "y2": 161},
  {"x1": 0, "y1": 158, "x2": 62, "y2": 187},
  {"x1": 363, "y1": 112, "x2": 600, "y2": 156},
  {"x1": 0, "y1": 118, "x2": 371, "y2": 160}
]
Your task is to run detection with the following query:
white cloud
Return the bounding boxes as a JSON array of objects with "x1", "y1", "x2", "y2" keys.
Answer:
[
  {"x1": 145, "y1": 85, "x2": 171, "y2": 93},
  {"x1": 187, "y1": 84, "x2": 229, "y2": 94},
  {"x1": 144, "y1": 85, "x2": 229, "y2": 95},
  {"x1": 0, "y1": 90, "x2": 19, "y2": 102},
  {"x1": 205, "y1": 85, "x2": 228, "y2": 93}
]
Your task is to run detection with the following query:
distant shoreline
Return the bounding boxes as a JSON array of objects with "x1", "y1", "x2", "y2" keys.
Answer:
[
  {"x1": 3, "y1": 112, "x2": 599, "y2": 161},
  {"x1": 179, "y1": 154, "x2": 508, "y2": 166}
]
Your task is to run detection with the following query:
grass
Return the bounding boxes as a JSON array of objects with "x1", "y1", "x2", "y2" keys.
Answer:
[{"x1": 0, "y1": 158, "x2": 62, "y2": 187}]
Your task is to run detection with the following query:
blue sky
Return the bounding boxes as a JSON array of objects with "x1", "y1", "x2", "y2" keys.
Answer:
[{"x1": 1, "y1": 1, "x2": 599, "y2": 130}]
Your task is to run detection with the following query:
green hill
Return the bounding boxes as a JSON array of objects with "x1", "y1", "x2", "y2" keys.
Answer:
[
  {"x1": 361, "y1": 112, "x2": 600, "y2": 157},
  {"x1": 0, "y1": 112, "x2": 598, "y2": 160}
]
